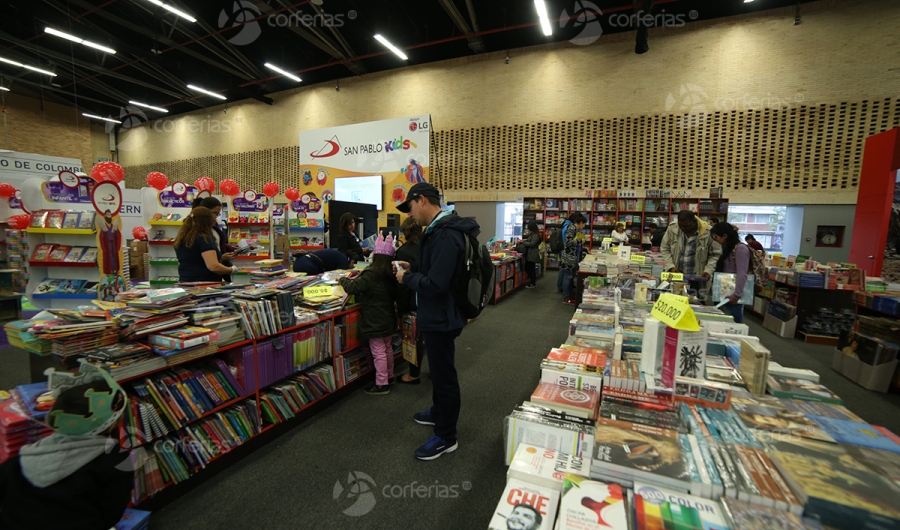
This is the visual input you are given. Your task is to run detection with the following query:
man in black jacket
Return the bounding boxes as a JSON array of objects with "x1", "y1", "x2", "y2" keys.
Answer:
[{"x1": 395, "y1": 183, "x2": 478, "y2": 460}]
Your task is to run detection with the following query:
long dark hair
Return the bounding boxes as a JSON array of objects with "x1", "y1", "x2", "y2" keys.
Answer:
[
  {"x1": 367, "y1": 253, "x2": 396, "y2": 283},
  {"x1": 400, "y1": 217, "x2": 421, "y2": 245},
  {"x1": 192, "y1": 196, "x2": 221, "y2": 210},
  {"x1": 340, "y1": 212, "x2": 356, "y2": 233},
  {"x1": 527, "y1": 221, "x2": 540, "y2": 237},
  {"x1": 175, "y1": 207, "x2": 216, "y2": 249},
  {"x1": 711, "y1": 222, "x2": 742, "y2": 272}
]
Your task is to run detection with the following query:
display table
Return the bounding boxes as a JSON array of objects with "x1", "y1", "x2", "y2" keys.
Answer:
[{"x1": 491, "y1": 256, "x2": 525, "y2": 304}]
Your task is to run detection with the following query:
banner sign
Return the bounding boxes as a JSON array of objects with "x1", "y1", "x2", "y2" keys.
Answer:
[
  {"x1": 0, "y1": 151, "x2": 83, "y2": 180},
  {"x1": 232, "y1": 195, "x2": 270, "y2": 212},
  {"x1": 299, "y1": 115, "x2": 432, "y2": 213},
  {"x1": 158, "y1": 186, "x2": 199, "y2": 208},
  {"x1": 42, "y1": 176, "x2": 95, "y2": 204}
]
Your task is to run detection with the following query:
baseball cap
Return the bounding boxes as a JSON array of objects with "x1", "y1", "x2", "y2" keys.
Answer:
[{"x1": 397, "y1": 183, "x2": 441, "y2": 213}]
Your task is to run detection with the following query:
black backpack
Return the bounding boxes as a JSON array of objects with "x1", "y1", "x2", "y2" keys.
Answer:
[
  {"x1": 548, "y1": 223, "x2": 567, "y2": 253},
  {"x1": 451, "y1": 229, "x2": 495, "y2": 319}
]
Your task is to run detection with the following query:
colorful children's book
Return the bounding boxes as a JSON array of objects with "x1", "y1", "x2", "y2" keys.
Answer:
[
  {"x1": 62, "y1": 211, "x2": 81, "y2": 229},
  {"x1": 633, "y1": 481, "x2": 730, "y2": 530},
  {"x1": 249, "y1": 213, "x2": 259, "y2": 223},
  {"x1": 48, "y1": 246, "x2": 71, "y2": 262},
  {"x1": 46, "y1": 210, "x2": 65, "y2": 229},
  {"x1": 63, "y1": 247, "x2": 86, "y2": 262},
  {"x1": 228, "y1": 229, "x2": 241, "y2": 243},
  {"x1": 30, "y1": 211, "x2": 49, "y2": 228},
  {"x1": 58, "y1": 279, "x2": 87, "y2": 294},
  {"x1": 151, "y1": 213, "x2": 163, "y2": 221},
  {"x1": 77, "y1": 212, "x2": 96, "y2": 229},
  {"x1": 31, "y1": 244, "x2": 55, "y2": 262},
  {"x1": 80, "y1": 282, "x2": 98, "y2": 294},
  {"x1": 228, "y1": 212, "x2": 240, "y2": 223},
  {"x1": 79, "y1": 248, "x2": 99, "y2": 263},
  {"x1": 35, "y1": 279, "x2": 64, "y2": 294}
]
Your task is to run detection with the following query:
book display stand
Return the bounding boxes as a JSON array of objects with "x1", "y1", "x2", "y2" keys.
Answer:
[
  {"x1": 21, "y1": 175, "x2": 105, "y2": 309},
  {"x1": 141, "y1": 186, "x2": 198, "y2": 286}
]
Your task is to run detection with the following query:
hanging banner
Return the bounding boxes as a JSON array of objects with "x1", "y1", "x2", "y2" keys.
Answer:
[
  {"x1": 232, "y1": 194, "x2": 269, "y2": 212},
  {"x1": 299, "y1": 115, "x2": 432, "y2": 215},
  {"x1": 158, "y1": 185, "x2": 199, "y2": 208},
  {"x1": 0, "y1": 151, "x2": 84, "y2": 182},
  {"x1": 93, "y1": 182, "x2": 126, "y2": 301},
  {"x1": 42, "y1": 176, "x2": 95, "y2": 204}
]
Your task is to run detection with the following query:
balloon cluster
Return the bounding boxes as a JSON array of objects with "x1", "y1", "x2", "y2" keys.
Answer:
[
  {"x1": 263, "y1": 181, "x2": 280, "y2": 197},
  {"x1": 195, "y1": 177, "x2": 216, "y2": 193},
  {"x1": 90, "y1": 161, "x2": 125, "y2": 183},
  {"x1": 219, "y1": 179, "x2": 240, "y2": 196},
  {"x1": 146, "y1": 172, "x2": 168, "y2": 190}
]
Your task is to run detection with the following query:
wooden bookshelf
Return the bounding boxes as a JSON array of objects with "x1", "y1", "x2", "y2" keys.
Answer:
[{"x1": 522, "y1": 194, "x2": 729, "y2": 253}]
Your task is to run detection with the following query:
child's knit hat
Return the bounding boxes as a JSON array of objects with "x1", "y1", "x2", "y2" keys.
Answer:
[{"x1": 373, "y1": 232, "x2": 396, "y2": 258}]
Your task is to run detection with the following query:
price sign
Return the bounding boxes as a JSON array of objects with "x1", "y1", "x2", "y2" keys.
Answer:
[
  {"x1": 630, "y1": 254, "x2": 646, "y2": 263},
  {"x1": 651, "y1": 293, "x2": 699, "y2": 331},
  {"x1": 303, "y1": 285, "x2": 333, "y2": 299},
  {"x1": 617, "y1": 245, "x2": 632, "y2": 261},
  {"x1": 661, "y1": 272, "x2": 684, "y2": 282},
  {"x1": 602, "y1": 237, "x2": 613, "y2": 243}
]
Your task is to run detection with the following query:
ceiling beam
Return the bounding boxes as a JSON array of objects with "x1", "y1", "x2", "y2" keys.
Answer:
[
  {"x1": 464, "y1": 0, "x2": 480, "y2": 32},
  {"x1": 437, "y1": 0, "x2": 485, "y2": 53}
]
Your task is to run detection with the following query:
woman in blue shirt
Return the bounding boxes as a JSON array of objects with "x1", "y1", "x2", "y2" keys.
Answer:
[{"x1": 174, "y1": 207, "x2": 238, "y2": 283}]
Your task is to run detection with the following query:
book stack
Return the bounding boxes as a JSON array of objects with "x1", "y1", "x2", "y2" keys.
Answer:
[
  {"x1": 0, "y1": 398, "x2": 51, "y2": 463},
  {"x1": 504, "y1": 401, "x2": 595, "y2": 465},
  {"x1": 334, "y1": 349, "x2": 370, "y2": 388},
  {"x1": 84, "y1": 342, "x2": 166, "y2": 381},
  {"x1": 603, "y1": 359, "x2": 647, "y2": 392},
  {"x1": 4, "y1": 320, "x2": 51, "y2": 355},
  {"x1": 531, "y1": 382, "x2": 599, "y2": 419},
  {"x1": 738, "y1": 339, "x2": 771, "y2": 394},
  {"x1": 114, "y1": 509, "x2": 151, "y2": 530},
  {"x1": 185, "y1": 288, "x2": 246, "y2": 347},
  {"x1": 231, "y1": 288, "x2": 287, "y2": 339},
  {"x1": 250, "y1": 260, "x2": 287, "y2": 282},
  {"x1": 150, "y1": 327, "x2": 221, "y2": 366},
  {"x1": 765, "y1": 375, "x2": 842, "y2": 404},
  {"x1": 590, "y1": 424, "x2": 692, "y2": 492},
  {"x1": 28, "y1": 319, "x2": 120, "y2": 369},
  {"x1": 294, "y1": 321, "x2": 333, "y2": 372},
  {"x1": 596, "y1": 393, "x2": 685, "y2": 438},
  {"x1": 258, "y1": 365, "x2": 336, "y2": 426},
  {"x1": 540, "y1": 348, "x2": 607, "y2": 393},
  {"x1": 632, "y1": 482, "x2": 732, "y2": 529}
]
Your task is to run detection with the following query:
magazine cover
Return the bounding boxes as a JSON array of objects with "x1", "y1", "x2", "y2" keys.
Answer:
[{"x1": 488, "y1": 478, "x2": 559, "y2": 530}]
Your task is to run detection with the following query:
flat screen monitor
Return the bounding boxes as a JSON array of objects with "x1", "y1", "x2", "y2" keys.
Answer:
[{"x1": 334, "y1": 175, "x2": 383, "y2": 211}]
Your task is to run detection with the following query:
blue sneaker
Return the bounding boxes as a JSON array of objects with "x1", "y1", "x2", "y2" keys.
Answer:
[
  {"x1": 413, "y1": 408, "x2": 435, "y2": 426},
  {"x1": 415, "y1": 435, "x2": 458, "y2": 461}
]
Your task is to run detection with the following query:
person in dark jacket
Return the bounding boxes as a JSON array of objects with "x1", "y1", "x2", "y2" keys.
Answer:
[
  {"x1": 0, "y1": 362, "x2": 132, "y2": 530},
  {"x1": 192, "y1": 197, "x2": 235, "y2": 279},
  {"x1": 395, "y1": 217, "x2": 426, "y2": 384},
  {"x1": 559, "y1": 213, "x2": 587, "y2": 305},
  {"x1": 335, "y1": 212, "x2": 369, "y2": 264},
  {"x1": 292, "y1": 248, "x2": 350, "y2": 274},
  {"x1": 339, "y1": 232, "x2": 398, "y2": 395},
  {"x1": 395, "y1": 182, "x2": 476, "y2": 461},
  {"x1": 522, "y1": 221, "x2": 542, "y2": 288},
  {"x1": 648, "y1": 223, "x2": 664, "y2": 249}
]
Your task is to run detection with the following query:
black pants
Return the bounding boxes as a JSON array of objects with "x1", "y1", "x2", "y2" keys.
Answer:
[
  {"x1": 422, "y1": 328, "x2": 463, "y2": 441},
  {"x1": 525, "y1": 260, "x2": 537, "y2": 286},
  {"x1": 407, "y1": 335, "x2": 427, "y2": 378}
]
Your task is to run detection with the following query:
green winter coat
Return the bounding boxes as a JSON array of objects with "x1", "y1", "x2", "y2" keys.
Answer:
[{"x1": 339, "y1": 269, "x2": 398, "y2": 339}]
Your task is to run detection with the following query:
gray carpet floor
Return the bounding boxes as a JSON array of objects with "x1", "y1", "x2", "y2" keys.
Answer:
[{"x1": 1, "y1": 285, "x2": 899, "y2": 529}]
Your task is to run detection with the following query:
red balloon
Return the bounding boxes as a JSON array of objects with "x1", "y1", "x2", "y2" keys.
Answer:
[
  {"x1": 9, "y1": 214, "x2": 29, "y2": 230},
  {"x1": 263, "y1": 182, "x2": 279, "y2": 197},
  {"x1": 195, "y1": 177, "x2": 215, "y2": 192},
  {"x1": 220, "y1": 179, "x2": 240, "y2": 196},
  {"x1": 284, "y1": 187, "x2": 300, "y2": 201},
  {"x1": 146, "y1": 172, "x2": 168, "y2": 191},
  {"x1": 132, "y1": 226, "x2": 148, "y2": 240},
  {"x1": 0, "y1": 184, "x2": 15, "y2": 198},
  {"x1": 90, "y1": 161, "x2": 124, "y2": 183}
]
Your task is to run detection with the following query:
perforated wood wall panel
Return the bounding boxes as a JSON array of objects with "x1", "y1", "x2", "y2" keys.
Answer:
[{"x1": 123, "y1": 98, "x2": 900, "y2": 201}]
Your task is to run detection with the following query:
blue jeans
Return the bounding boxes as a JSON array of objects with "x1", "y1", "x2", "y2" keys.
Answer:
[
  {"x1": 722, "y1": 302, "x2": 744, "y2": 324},
  {"x1": 557, "y1": 269, "x2": 565, "y2": 293},
  {"x1": 422, "y1": 328, "x2": 463, "y2": 442},
  {"x1": 561, "y1": 269, "x2": 574, "y2": 299}
]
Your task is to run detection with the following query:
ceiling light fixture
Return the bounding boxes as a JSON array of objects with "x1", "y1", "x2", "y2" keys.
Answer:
[
  {"x1": 264, "y1": 62, "x2": 302, "y2": 82},
  {"x1": 83, "y1": 113, "x2": 122, "y2": 124},
  {"x1": 0, "y1": 57, "x2": 57, "y2": 77},
  {"x1": 129, "y1": 100, "x2": 169, "y2": 113},
  {"x1": 187, "y1": 84, "x2": 227, "y2": 100},
  {"x1": 534, "y1": 0, "x2": 553, "y2": 36},
  {"x1": 0, "y1": 87, "x2": 9, "y2": 92},
  {"x1": 146, "y1": 0, "x2": 197, "y2": 23},
  {"x1": 373, "y1": 34, "x2": 408, "y2": 60},
  {"x1": 45, "y1": 28, "x2": 116, "y2": 54}
]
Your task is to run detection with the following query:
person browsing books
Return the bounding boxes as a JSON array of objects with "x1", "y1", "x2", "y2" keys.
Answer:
[
  {"x1": 745, "y1": 234, "x2": 765, "y2": 253},
  {"x1": 710, "y1": 222, "x2": 750, "y2": 323},
  {"x1": 559, "y1": 213, "x2": 588, "y2": 305},
  {"x1": 0, "y1": 362, "x2": 132, "y2": 530},
  {"x1": 611, "y1": 222, "x2": 629, "y2": 245},
  {"x1": 660, "y1": 210, "x2": 722, "y2": 302},
  {"x1": 192, "y1": 197, "x2": 236, "y2": 266},
  {"x1": 336, "y1": 212, "x2": 370, "y2": 264},
  {"x1": 394, "y1": 182, "x2": 479, "y2": 460},
  {"x1": 521, "y1": 221, "x2": 542, "y2": 289},
  {"x1": 292, "y1": 248, "x2": 350, "y2": 275},
  {"x1": 648, "y1": 223, "x2": 664, "y2": 249},
  {"x1": 174, "y1": 207, "x2": 237, "y2": 283},
  {"x1": 395, "y1": 217, "x2": 427, "y2": 384},
  {"x1": 338, "y1": 232, "x2": 399, "y2": 395}
]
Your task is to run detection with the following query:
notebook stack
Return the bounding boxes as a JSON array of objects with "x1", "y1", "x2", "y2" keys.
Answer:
[
  {"x1": 148, "y1": 326, "x2": 221, "y2": 366},
  {"x1": 84, "y1": 342, "x2": 166, "y2": 381},
  {"x1": 0, "y1": 397, "x2": 51, "y2": 463}
]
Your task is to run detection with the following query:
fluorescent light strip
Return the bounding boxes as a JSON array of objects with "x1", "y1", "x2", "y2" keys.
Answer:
[
  {"x1": 21, "y1": 64, "x2": 58, "y2": 77},
  {"x1": 0, "y1": 57, "x2": 24, "y2": 67},
  {"x1": 129, "y1": 100, "x2": 169, "y2": 113},
  {"x1": 187, "y1": 84, "x2": 227, "y2": 100},
  {"x1": 146, "y1": 0, "x2": 197, "y2": 22},
  {"x1": 82, "y1": 113, "x2": 122, "y2": 124},
  {"x1": 534, "y1": 0, "x2": 552, "y2": 36},
  {"x1": 0, "y1": 87, "x2": 9, "y2": 92},
  {"x1": 264, "y1": 62, "x2": 302, "y2": 82},
  {"x1": 373, "y1": 34, "x2": 408, "y2": 61},
  {"x1": 45, "y1": 27, "x2": 116, "y2": 54}
]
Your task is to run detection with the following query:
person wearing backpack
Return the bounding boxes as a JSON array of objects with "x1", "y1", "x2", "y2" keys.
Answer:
[
  {"x1": 394, "y1": 183, "x2": 478, "y2": 461},
  {"x1": 559, "y1": 213, "x2": 588, "y2": 305},
  {"x1": 710, "y1": 222, "x2": 750, "y2": 323},
  {"x1": 522, "y1": 221, "x2": 542, "y2": 289}
]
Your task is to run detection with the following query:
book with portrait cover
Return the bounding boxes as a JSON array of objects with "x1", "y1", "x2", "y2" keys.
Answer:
[{"x1": 488, "y1": 478, "x2": 559, "y2": 530}]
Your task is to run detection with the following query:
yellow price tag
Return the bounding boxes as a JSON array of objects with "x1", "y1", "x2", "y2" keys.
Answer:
[
  {"x1": 650, "y1": 293, "x2": 699, "y2": 331},
  {"x1": 661, "y1": 272, "x2": 684, "y2": 282},
  {"x1": 303, "y1": 285, "x2": 333, "y2": 299},
  {"x1": 630, "y1": 254, "x2": 646, "y2": 263},
  {"x1": 602, "y1": 237, "x2": 613, "y2": 243}
]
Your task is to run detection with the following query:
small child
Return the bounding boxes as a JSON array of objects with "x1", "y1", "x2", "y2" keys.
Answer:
[
  {"x1": 339, "y1": 232, "x2": 399, "y2": 395},
  {"x1": 0, "y1": 361, "x2": 133, "y2": 530}
]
